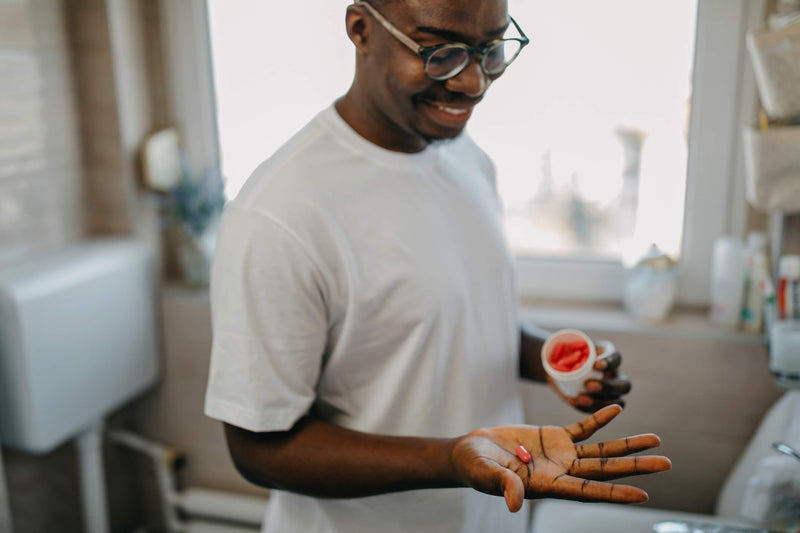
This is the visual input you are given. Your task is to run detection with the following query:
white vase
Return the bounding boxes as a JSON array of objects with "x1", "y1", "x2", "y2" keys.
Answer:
[{"x1": 177, "y1": 226, "x2": 217, "y2": 286}]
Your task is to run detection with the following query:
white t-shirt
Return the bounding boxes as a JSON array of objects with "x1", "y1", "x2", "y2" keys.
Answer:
[{"x1": 205, "y1": 104, "x2": 526, "y2": 533}]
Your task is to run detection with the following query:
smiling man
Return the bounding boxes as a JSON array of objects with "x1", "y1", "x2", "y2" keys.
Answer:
[
  {"x1": 336, "y1": 0, "x2": 517, "y2": 150},
  {"x1": 204, "y1": 1, "x2": 670, "y2": 532}
]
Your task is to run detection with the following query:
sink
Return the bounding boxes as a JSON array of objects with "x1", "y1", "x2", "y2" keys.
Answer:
[
  {"x1": 0, "y1": 239, "x2": 160, "y2": 453},
  {"x1": 0, "y1": 238, "x2": 161, "y2": 533}
]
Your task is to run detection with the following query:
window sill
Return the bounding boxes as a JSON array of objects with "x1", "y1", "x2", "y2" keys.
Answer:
[
  {"x1": 158, "y1": 284, "x2": 766, "y2": 345},
  {"x1": 519, "y1": 298, "x2": 767, "y2": 345}
]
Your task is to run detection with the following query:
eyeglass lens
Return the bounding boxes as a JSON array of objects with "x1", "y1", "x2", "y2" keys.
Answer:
[{"x1": 425, "y1": 40, "x2": 523, "y2": 80}]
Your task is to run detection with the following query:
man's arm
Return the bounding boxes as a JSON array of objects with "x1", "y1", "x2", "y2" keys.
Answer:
[
  {"x1": 518, "y1": 321, "x2": 550, "y2": 383},
  {"x1": 224, "y1": 416, "x2": 459, "y2": 498},
  {"x1": 224, "y1": 406, "x2": 670, "y2": 513}
]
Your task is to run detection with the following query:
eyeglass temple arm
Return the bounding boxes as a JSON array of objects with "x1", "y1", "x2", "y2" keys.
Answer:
[
  {"x1": 356, "y1": 1, "x2": 528, "y2": 52},
  {"x1": 508, "y1": 16, "x2": 530, "y2": 45},
  {"x1": 354, "y1": 1, "x2": 424, "y2": 54}
]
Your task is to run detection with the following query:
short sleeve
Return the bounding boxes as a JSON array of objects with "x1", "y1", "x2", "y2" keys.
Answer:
[{"x1": 204, "y1": 204, "x2": 329, "y2": 432}]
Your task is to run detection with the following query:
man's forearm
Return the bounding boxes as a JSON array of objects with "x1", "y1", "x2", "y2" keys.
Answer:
[
  {"x1": 224, "y1": 416, "x2": 462, "y2": 498},
  {"x1": 519, "y1": 322, "x2": 549, "y2": 383}
]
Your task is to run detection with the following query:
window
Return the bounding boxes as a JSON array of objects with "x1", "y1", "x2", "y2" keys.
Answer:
[
  {"x1": 473, "y1": 2, "x2": 696, "y2": 264},
  {"x1": 467, "y1": 0, "x2": 699, "y2": 302},
  {"x1": 205, "y1": 1, "x2": 356, "y2": 200},
  {"x1": 163, "y1": 0, "x2": 764, "y2": 306}
]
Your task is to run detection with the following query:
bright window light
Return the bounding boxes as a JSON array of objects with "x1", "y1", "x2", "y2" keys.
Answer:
[
  {"x1": 208, "y1": 0, "x2": 698, "y2": 264},
  {"x1": 470, "y1": 0, "x2": 697, "y2": 263}
]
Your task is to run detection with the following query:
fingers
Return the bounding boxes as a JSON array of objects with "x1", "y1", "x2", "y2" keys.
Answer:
[
  {"x1": 584, "y1": 376, "x2": 631, "y2": 397},
  {"x1": 564, "y1": 404, "x2": 622, "y2": 441},
  {"x1": 576, "y1": 372, "x2": 631, "y2": 413},
  {"x1": 593, "y1": 341, "x2": 620, "y2": 370},
  {"x1": 456, "y1": 442, "x2": 527, "y2": 514},
  {"x1": 500, "y1": 468, "x2": 525, "y2": 513},
  {"x1": 550, "y1": 474, "x2": 649, "y2": 503},
  {"x1": 570, "y1": 395, "x2": 626, "y2": 413},
  {"x1": 576, "y1": 434, "x2": 662, "y2": 458},
  {"x1": 568, "y1": 455, "x2": 672, "y2": 480}
]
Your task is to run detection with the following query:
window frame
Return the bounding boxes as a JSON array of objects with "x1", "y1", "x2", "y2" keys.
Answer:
[
  {"x1": 516, "y1": 0, "x2": 765, "y2": 306},
  {"x1": 162, "y1": 0, "x2": 765, "y2": 307}
]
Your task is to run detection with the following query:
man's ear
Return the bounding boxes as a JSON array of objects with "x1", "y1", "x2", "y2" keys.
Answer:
[{"x1": 345, "y1": 4, "x2": 371, "y2": 52}]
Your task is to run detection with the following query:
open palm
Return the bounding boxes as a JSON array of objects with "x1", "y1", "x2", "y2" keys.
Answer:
[{"x1": 450, "y1": 405, "x2": 671, "y2": 512}]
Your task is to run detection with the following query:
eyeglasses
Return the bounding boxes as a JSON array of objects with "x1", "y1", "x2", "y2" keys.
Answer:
[{"x1": 355, "y1": 1, "x2": 529, "y2": 81}]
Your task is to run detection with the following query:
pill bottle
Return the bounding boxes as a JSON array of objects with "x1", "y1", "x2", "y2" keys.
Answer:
[
  {"x1": 709, "y1": 236, "x2": 746, "y2": 329},
  {"x1": 540, "y1": 329, "x2": 604, "y2": 398},
  {"x1": 777, "y1": 255, "x2": 800, "y2": 320}
]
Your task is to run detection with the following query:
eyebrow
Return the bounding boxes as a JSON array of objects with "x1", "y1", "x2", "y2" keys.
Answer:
[{"x1": 415, "y1": 23, "x2": 509, "y2": 44}]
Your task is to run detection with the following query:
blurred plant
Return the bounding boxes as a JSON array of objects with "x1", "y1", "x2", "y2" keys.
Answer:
[{"x1": 163, "y1": 154, "x2": 226, "y2": 237}]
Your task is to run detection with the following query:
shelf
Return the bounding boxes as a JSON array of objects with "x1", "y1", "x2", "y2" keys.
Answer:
[{"x1": 519, "y1": 300, "x2": 767, "y2": 345}]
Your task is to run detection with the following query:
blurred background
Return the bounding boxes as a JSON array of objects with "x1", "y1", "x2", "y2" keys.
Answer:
[{"x1": 1, "y1": 0, "x2": 799, "y2": 532}]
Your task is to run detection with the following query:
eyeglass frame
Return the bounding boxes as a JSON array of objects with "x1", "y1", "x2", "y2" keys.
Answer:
[{"x1": 354, "y1": 0, "x2": 530, "y2": 81}]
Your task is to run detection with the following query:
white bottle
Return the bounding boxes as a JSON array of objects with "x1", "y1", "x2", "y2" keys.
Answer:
[
  {"x1": 741, "y1": 231, "x2": 769, "y2": 334},
  {"x1": 709, "y1": 236, "x2": 746, "y2": 329}
]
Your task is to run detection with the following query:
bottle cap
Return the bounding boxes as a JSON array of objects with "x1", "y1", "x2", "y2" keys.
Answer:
[{"x1": 778, "y1": 255, "x2": 800, "y2": 278}]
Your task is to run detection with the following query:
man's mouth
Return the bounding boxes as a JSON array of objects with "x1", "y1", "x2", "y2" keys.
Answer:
[
  {"x1": 431, "y1": 103, "x2": 471, "y2": 116},
  {"x1": 419, "y1": 98, "x2": 476, "y2": 129}
]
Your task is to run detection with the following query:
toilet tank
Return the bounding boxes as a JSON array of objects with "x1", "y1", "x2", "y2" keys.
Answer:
[{"x1": 0, "y1": 239, "x2": 160, "y2": 453}]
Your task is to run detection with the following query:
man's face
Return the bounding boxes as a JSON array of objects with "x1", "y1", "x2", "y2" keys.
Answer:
[{"x1": 358, "y1": 0, "x2": 510, "y2": 152}]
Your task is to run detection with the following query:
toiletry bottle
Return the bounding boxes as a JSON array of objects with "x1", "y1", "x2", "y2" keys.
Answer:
[
  {"x1": 761, "y1": 271, "x2": 777, "y2": 336},
  {"x1": 741, "y1": 231, "x2": 769, "y2": 333},
  {"x1": 710, "y1": 236, "x2": 746, "y2": 329},
  {"x1": 777, "y1": 255, "x2": 800, "y2": 320}
]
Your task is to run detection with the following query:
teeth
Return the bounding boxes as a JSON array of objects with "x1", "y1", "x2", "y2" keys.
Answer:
[{"x1": 435, "y1": 104, "x2": 469, "y2": 115}]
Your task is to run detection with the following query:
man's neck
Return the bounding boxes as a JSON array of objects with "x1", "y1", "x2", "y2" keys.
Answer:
[{"x1": 335, "y1": 92, "x2": 428, "y2": 154}]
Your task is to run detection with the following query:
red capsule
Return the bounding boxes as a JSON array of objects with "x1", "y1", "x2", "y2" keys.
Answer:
[{"x1": 515, "y1": 445, "x2": 531, "y2": 463}]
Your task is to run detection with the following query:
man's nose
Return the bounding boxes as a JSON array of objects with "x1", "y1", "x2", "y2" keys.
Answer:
[{"x1": 444, "y1": 57, "x2": 490, "y2": 98}]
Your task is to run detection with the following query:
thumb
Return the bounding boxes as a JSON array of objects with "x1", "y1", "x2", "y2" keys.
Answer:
[{"x1": 500, "y1": 468, "x2": 525, "y2": 512}]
